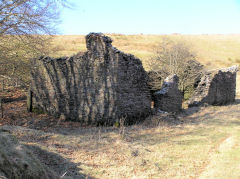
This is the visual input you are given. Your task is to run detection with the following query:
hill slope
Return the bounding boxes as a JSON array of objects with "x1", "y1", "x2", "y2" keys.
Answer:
[{"x1": 51, "y1": 34, "x2": 240, "y2": 69}]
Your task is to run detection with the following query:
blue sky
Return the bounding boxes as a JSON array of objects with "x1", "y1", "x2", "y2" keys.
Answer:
[{"x1": 59, "y1": 0, "x2": 240, "y2": 35}]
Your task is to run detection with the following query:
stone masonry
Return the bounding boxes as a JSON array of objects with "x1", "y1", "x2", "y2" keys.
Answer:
[
  {"x1": 153, "y1": 74, "x2": 183, "y2": 112},
  {"x1": 30, "y1": 33, "x2": 151, "y2": 125},
  {"x1": 188, "y1": 65, "x2": 239, "y2": 107}
]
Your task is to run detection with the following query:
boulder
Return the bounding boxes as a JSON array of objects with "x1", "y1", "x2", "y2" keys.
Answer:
[
  {"x1": 153, "y1": 74, "x2": 183, "y2": 112},
  {"x1": 30, "y1": 33, "x2": 151, "y2": 125},
  {"x1": 188, "y1": 65, "x2": 239, "y2": 107},
  {"x1": 0, "y1": 129, "x2": 56, "y2": 179}
]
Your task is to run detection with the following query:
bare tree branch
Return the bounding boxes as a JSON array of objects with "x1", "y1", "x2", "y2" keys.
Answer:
[
  {"x1": 0, "y1": 0, "x2": 69, "y2": 86},
  {"x1": 148, "y1": 38, "x2": 204, "y2": 99}
]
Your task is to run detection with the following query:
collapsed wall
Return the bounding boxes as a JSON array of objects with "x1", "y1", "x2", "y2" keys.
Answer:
[
  {"x1": 188, "y1": 65, "x2": 239, "y2": 107},
  {"x1": 153, "y1": 74, "x2": 183, "y2": 112},
  {"x1": 30, "y1": 33, "x2": 151, "y2": 125}
]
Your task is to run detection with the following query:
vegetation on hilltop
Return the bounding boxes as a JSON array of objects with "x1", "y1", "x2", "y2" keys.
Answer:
[{"x1": 50, "y1": 34, "x2": 240, "y2": 70}]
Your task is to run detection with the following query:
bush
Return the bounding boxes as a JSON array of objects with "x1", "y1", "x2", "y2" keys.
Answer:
[{"x1": 148, "y1": 37, "x2": 204, "y2": 100}]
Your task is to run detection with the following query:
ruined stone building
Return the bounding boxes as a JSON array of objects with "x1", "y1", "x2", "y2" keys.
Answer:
[
  {"x1": 29, "y1": 33, "x2": 239, "y2": 123},
  {"x1": 30, "y1": 33, "x2": 151, "y2": 125},
  {"x1": 188, "y1": 65, "x2": 238, "y2": 107}
]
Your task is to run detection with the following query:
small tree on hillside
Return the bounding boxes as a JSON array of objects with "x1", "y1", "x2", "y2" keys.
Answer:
[{"x1": 148, "y1": 37, "x2": 204, "y2": 99}]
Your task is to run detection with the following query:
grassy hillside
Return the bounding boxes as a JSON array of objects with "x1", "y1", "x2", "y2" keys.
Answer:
[
  {"x1": 2, "y1": 34, "x2": 239, "y2": 89},
  {"x1": 50, "y1": 34, "x2": 240, "y2": 96},
  {"x1": 50, "y1": 34, "x2": 240, "y2": 70}
]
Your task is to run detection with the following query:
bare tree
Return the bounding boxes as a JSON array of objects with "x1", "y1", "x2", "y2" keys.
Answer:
[
  {"x1": 0, "y1": 0, "x2": 69, "y2": 35},
  {"x1": 0, "y1": 0, "x2": 69, "y2": 87},
  {"x1": 148, "y1": 37, "x2": 204, "y2": 99}
]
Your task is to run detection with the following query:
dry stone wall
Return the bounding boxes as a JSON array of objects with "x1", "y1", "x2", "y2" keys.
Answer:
[
  {"x1": 188, "y1": 65, "x2": 239, "y2": 107},
  {"x1": 30, "y1": 33, "x2": 151, "y2": 125}
]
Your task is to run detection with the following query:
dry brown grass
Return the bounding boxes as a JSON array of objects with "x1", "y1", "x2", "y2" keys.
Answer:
[
  {"x1": 50, "y1": 34, "x2": 240, "y2": 70},
  {"x1": 1, "y1": 94, "x2": 240, "y2": 178},
  {"x1": 1, "y1": 34, "x2": 240, "y2": 178}
]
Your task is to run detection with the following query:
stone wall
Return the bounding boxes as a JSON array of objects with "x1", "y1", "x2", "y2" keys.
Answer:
[
  {"x1": 188, "y1": 65, "x2": 239, "y2": 107},
  {"x1": 30, "y1": 33, "x2": 151, "y2": 125},
  {"x1": 153, "y1": 74, "x2": 183, "y2": 112}
]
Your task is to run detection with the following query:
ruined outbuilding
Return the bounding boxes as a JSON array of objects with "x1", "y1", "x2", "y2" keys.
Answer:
[
  {"x1": 188, "y1": 65, "x2": 239, "y2": 107},
  {"x1": 30, "y1": 33, "x2": 151, "y2": 125},
  {"x1": 153, "y1": 74, "x2": 183, "y2": 112}
]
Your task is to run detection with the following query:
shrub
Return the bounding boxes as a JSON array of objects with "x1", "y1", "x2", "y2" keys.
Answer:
[{"x1": 148, "y1": 37, "x2": 204, "y2": 100}]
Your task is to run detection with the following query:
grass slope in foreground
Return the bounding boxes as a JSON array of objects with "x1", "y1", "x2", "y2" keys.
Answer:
[{"x1": 1, "y1": 97, "x2": 239, "y2": 178}]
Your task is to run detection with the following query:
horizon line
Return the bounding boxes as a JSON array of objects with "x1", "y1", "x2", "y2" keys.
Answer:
[{"x1": 54, "y1": 33, "x2": 240, "y2": 36}]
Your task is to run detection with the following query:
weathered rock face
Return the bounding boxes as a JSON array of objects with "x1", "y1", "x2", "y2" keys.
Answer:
[
  {"x1": 30, "y1": 33, "x2": 151, "y2": 125},
  {"x1": 153, "y1": 74, "x2": 183, "y2": 112},
  {"x1": 188, "y1": 65, "x2": 239, "y2": 107},
  {"x1": 0, "y1": 130, "x2": 56, "y2": 179}
]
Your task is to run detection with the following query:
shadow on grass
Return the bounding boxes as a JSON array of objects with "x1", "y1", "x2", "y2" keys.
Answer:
[
  {"x1": 25, "y1": 144, "x2": 95, "y2": 179},
  {"x1": 4, "y1": 96, "x2": 238, "y2": 155},
  {"x1": 234, "y1": 98, "x2": 240, "y2": 104},
  {"x1": 40, "y1": 97, "x2": 240, "y2": 147},
  {"x1": 125, "y1": 98, "x2": 240, "y2": 146},
  {"x1": 179, "y1": 97, "x2": 240, "y2": 124}
]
